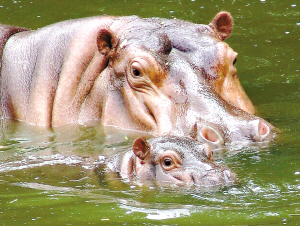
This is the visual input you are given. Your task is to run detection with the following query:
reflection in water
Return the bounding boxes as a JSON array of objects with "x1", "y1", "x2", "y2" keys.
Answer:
[
  {"x1": 12, "y1": 182, "x2": 77, "y2": 192},
  {"x1": 0, "y1": 0, "x2": 299, "y2": 224},
  {"x1": 120, "y1": 202, "x2": 191, "y2": 220},
  {"x1": 0, "y1": 154, "x2": 85, "y2": 173}
]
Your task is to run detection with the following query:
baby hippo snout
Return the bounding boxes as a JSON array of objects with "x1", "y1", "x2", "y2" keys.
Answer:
[{"x1": 184, "y1": 164, "x2": 237, "y2": 187}]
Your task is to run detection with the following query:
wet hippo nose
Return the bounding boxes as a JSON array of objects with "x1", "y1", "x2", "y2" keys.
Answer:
[
  {"x1": 251, "y1": 119, "x2": 272, "y2": 142},
  {"x1": 259, "y1": 121, "x2": 270, "y2": 137},
  {"x1": 192, "y1": 168, "x2": 237, "y2": 186}
]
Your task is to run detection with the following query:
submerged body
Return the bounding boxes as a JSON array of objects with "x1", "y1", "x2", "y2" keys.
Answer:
[
  {"x1": 103, "y1": 136, "x2": 237, "y2": 187},
  {"x1": 0, "y1": 12, "x2": 274, "y2": 146}
]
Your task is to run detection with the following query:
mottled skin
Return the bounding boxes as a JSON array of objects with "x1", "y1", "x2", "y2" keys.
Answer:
[
  {"x1": 0, "y1": 12, "x2": 274, "y2": 145},
  {"x1": 104, "y1": 136, "x2": 236, "y2": 187}
]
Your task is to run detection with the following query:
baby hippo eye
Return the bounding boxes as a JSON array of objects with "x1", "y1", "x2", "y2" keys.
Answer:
[
  {"x1": 162, "y1": 157, "x2": 175, "y2": 171},
  {"x1": 163, "y1": 158, "x2": 173, "y2": 166},
  {"x1": 160, "y1": 151, "x2": 181, "y2": 171}
]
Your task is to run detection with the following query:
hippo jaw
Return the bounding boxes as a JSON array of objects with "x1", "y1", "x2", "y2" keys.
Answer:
[{"x1": 153, "y1": 163, "x2": 237, "y2": 188}]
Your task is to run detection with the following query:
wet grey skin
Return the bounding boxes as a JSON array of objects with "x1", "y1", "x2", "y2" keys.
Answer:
[{"x1": 103, "y1": 136, "x2": 237, "y2": 187}]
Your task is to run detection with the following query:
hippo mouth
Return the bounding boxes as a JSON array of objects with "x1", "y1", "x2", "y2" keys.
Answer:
[{"x1": 157, "y1": 166, "x2": 237, "y2": 188}]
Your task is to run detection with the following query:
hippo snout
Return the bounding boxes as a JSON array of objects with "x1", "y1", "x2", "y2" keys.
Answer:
[
  {"x1": 250, "y1": 119, "x2": 274, "y2": 142},
  {"x1": 189, "y1": 166, "x2": 237, "y2": 187},
  {"x1": 193, "y1": 117, "x2": 275, "y2": 147}
]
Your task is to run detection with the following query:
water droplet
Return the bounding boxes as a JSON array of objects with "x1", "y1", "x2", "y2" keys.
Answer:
[{"x1": 170, "y1": 10, "x2": 175, "y2": 17}]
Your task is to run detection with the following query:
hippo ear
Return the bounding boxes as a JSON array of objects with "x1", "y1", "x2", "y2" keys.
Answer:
[
  {"x1": 133, "y1": 137, "x2": 151, "y2": 161},
  {"x1": 209, "y1": 11, "x2": 233, "y2": 40},
  {"x1": 97, "y1": 29, "x2": 114, "y2": 56}
]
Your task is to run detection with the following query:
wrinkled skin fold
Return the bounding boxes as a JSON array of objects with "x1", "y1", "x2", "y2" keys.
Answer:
[{"x1": 0, "y1": 12, "x2": 275, "y2": 146}]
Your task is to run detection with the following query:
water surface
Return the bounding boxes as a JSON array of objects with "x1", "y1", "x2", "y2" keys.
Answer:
[{"x1": 0, "y1": 0, "x2": 299, "y2": 225}]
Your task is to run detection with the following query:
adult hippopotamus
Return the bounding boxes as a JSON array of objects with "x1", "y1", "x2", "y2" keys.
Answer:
[
  {"x1": 0, "y1": 12, "x2": 274, "y2": 145},
  {"x1": 101, "y1": 136, "x2": 236, "y2": 187}
]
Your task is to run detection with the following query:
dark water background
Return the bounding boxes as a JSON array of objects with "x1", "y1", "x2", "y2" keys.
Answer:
[{"x1": 0, "y1": 0, "x2": 299, "y2": 225}]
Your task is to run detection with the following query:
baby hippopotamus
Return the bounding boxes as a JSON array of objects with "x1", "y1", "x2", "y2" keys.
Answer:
[{"x1": 101, "y1": 136, "x2": 237, "y2": 188}]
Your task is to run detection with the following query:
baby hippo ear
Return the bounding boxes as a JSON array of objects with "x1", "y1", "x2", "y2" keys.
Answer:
[
  {"x1": 97, "y1": 29, "x2": 114, "y2": 56},
  {"x1": 133, "y1": 137, "x2": 151, "y2": 161},
  {"x1": 209, "y1": 11, "x2": 233, "y2": 40}
]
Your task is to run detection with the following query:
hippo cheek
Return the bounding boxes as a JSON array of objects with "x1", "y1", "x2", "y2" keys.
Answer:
[
  {"x1": 136, "y1": 168, "x2": 156, "y2": 182},
  {"x1": 215, "y1": 42, "x2": 255, "y2": 114},
  {"x1": 123, "y1": 81, "x2": 174, "y2": 135},
  {"x1": 142, "y1": 92, "x2": 174, "y2": 135},
  {"x1": 154, "y1": 166, "x2": 194, "y2": 186}
]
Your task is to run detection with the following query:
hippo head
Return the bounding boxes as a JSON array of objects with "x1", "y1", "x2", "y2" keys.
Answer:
[
  {"x1": 95, "y1": 12, "x2": 274, "y2": 146},
  {"x1": 105, "y1": 136, "x2": 237, "y2": 187},
  {"x1": 0, "y1": 12, "x2": 275, "y2": 147}
]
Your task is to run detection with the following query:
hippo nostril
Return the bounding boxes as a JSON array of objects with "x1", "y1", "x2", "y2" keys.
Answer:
[
  {"x1": 200, "y1": 126, "x2": 224, "y2": 144},
  {"x1": 259, "y1": 121, "x2": 270, "y2": 137},
  {"x1": 250, "y1": 119, "x2": 272, "y2": 142}
]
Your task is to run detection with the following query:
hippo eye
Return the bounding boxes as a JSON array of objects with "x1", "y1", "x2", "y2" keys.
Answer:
[
  {"x1": 163, "y1": 158, "x2": 172, "y2": 166},
  {"x1": 162, "y1": 157, "x2": 174, "y2": 170},
  {"x1": 131, "y1": 62, "x2": 144, "y2": 77},
  {"x1": 233, "y1": 58, "x2": 237, "y2": 65},
  {"x1": 160, "y1": 151, "x2": 181, "y2": 171},
  {"x1": 132, "y1": 67, "x2": 141, "y2": 77}
]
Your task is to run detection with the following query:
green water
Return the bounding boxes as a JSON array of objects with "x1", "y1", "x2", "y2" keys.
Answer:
[{"x1": 0, "y1": 0, "x2": 299, "y2": 225}]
